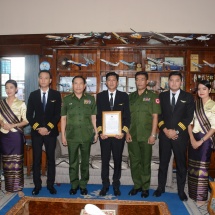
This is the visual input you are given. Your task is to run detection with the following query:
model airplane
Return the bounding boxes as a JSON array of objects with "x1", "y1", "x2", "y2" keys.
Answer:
[
  {"x1": 73, "y1": 33, "x2": 92, "y2": 39},
  {"x1": 119, "y1": 60, "x2": 136, "y2": 68},
  {"x1": 100, "y1": 59, "x2": 119, "y2": 66},
  {"x1": 151, "y1": 32, "x2": 193, "y2": 43},
  {"x1": 112, "y1": 32, "x2": 128, "y2": 44},
  {"x1": 130, "y1": 28, "x2": 152, "y2": 41},
  {"x1": 61, "y1": 58, "x2": 88, "y2": 67},
  {"x1": 82, "y1": 56, "x2": 95, "y2": 65},
  {"x1": 192, "y1": 62, "x2": 205, "y2": 68},
  {"x1": 93, "y1": 32, "x2": 111, "y2": 40},
  {"x1": 203, "y1": 60, "x2": 215, "y2": 68},
  {"x1": 46, "y1": 34, "x2": 73, "y2": 45},
  {"x1": 196, "y1": 34, "x2": 211, "y2": 42},
  {"x1": 173, "y1": 35, "x2": 193, "y2": 42}
]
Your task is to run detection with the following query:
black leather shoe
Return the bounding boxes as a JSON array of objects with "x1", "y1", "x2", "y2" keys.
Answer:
[
  {"x1": 99, "y1": 187, "x2": 109, "y2": 196},
  {"x1": 153, "y1": 188, "x2": 165, "y2": 197},
  {"x1": 69, "y1": 187, "x2": 78, "y2": 195},
  {"x1": 47, "y1": 186, "x2": 57, "y2": 194},
  {"x1": 113, "y1": 188, "x2": 121, "y2": 196},
  {"x1": 178, "y1": 192, "x2": 188, "y2": 201},
  {"x1": 32, "y1": 187, "x2": 41, "y2": 195},
  {"x1": 80, "y1": 188, "x2": 88, "y2": 195},
  {"x1": 128, "y1": 187, "x2": 142, "y2": 196},
  {"x1": 141, "y1": 190, "x2": 149, "y2": 198}
]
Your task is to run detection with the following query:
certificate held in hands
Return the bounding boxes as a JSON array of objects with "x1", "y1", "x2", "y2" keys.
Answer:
[{"x1": 102, "y1": 111, "x2": 122, "y2": 136}]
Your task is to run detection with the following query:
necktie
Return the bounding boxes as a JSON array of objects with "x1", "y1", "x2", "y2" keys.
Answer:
[
  {"x1": 110, "y1": 93, "x2": 113, "y2": 110},
  {"x1": 172, "y1": 93, "x2": 175, "y2": 111},
  {"x1": 43, "y1": 92, "x2": 46, "y2": 111}
]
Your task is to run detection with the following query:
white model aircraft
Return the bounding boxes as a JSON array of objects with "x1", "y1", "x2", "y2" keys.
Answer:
[
  {"x1": 100, "y1": 59, "x2": 119, "y2": 66},
  {"x1": 147, "y1": 57, "x2": 164, "y2": 65},
  {"x1": 203, "y1": 60, "x2": 215, "y2": 68},
  {"x1": 93, "y1": 32, "x2": 111, "y2": 40},
  {"x1": 61, "y1": 59, "x2": 88, "y2": 67},
  {"x1": 173, "y1": 35, "x2": 193, "y2": 42},
  {"x1": 73, "y1": 34, "x2": 92, "y2": 39},
  {"x1": 150, "y1": 32, "x2": 177, "y2": 42},
  {"x1": 192, "y1": 62, "x2": 205, "y2": 68},
  {"x1": 196, "y1": 34, "x2": 211, "y2": 42},
  {"x1": 82, "y1": 56, "x2": 95, "y2": 65},
  {"x1": 119, "y1": 60, "x2": 136, "y2": 67},
  {"x1": 151, "y1": 32, "x2": 193, "y2": 43}
]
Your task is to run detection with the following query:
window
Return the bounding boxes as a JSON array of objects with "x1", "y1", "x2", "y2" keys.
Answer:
[{"x1": 0, "y1": 57, "x2": 25, "y2": 100}]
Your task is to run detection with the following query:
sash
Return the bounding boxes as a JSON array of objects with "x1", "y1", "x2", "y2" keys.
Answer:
[
  {"x1": 0, "y1": 99, "x2": 23, "y2": 134},
  {"x1": 195, "y1": 98, "x2": 215, "y2": 149}
]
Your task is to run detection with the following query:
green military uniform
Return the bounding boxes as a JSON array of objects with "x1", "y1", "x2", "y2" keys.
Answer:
[
  {"x1": 61, "y1": 92, "x2": 97, "y2": 189},
  {"x1": 128, "y1": 89, "x2": 161, "y2": 190}
]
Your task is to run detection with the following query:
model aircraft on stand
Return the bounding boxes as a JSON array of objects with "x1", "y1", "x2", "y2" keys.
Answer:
[
  {"x1": 203, "y1": 60, "x2": 215, "y2": 68},
  {"x1": 119, "y1": 60, "x2": 136, "y2": 69},
  {"x1": 91, "y1": 32, "x2": 111, "y2": 45},
  {"x1": 130, "y1": 28, "x2": 152, "y2": 42},
  {"x1": 196, "y1": 34, "x2": 211, "y2": 46},
  {"x1": 112, "y1": 32, "x2": 128, "y2": 44},
  {"x1": 100, "y1": 59, "x2": 119, "y2": 66},
  {"x1": 73, "y1": 33, "x2": 93, "y2": 45},
  {"x1": 61, "y1": 58, "x2": 89, "y2": 68},
  {"x1": 45, "y1": 34, "x2": 73, "y2": 45},
  {"x1": 82, "y1": 56, "x2": 95, "y2": 65},
  {"x1": 151, "y1": 32, "x2": 193, "y2": 44}
]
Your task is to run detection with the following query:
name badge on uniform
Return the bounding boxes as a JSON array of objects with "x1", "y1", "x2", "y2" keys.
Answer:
[
  {"x1": 84, "y1": 99, "x2": 91, "y2": 104},
  {"x1": 143, "y1": 98, "x2": 150, "y2": 102}
]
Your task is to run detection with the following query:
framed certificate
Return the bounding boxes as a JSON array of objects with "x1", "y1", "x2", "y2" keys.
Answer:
[{"x1": 102, "y1": 111, "x2": 122, "y2": 136}]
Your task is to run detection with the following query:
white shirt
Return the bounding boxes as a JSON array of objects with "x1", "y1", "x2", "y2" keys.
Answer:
[
  {"x1": 40, "y1": 89, "x2": 49, "y2": 103},
  {"x1": 108, "y1": 90, "x2": 116, "y2": 106},
  {"x1": 170, "y1": 89, "x2": 180, "y2": 105}
]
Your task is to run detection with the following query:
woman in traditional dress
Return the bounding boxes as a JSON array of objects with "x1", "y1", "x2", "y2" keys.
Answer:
[
  {"x1": 0, "y1": 80, "x2": 28, "y2": 197},
  {"x1": 188, "y1": 80, "x2": 215, "y2": 206}
]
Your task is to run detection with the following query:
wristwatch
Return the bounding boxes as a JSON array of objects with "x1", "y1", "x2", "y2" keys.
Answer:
[{"x1": 175, "y1": 130, "x2": 179, "y2": 135}]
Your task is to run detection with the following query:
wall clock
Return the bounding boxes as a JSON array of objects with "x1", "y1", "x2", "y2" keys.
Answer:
[{"x1": 40, "y1": 61, "x2": 50, "y2": 70}]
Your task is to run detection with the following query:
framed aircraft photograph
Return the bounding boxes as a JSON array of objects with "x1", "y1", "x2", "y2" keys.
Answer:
[
  {"x1": 59, "y1": 76, "x2": 74, "y2": 92},
  {"x1": 164, "y1": 57, "x2": 184, "y2": 71},
  {"x1": 160, "y1": 76, "x2": 169, "y2": 90},
  {"x1": 127, "y1": 77, "x2": 136, "y2": 93},
  {"x1": 86, "y1": 77, "x2": 97, "y2": 93}
]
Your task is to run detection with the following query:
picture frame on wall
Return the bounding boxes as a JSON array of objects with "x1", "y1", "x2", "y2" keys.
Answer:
[
  {"x1": 86, "y1": 77, "x2": 97, "y2": 93},
  {"x1": 164, "y1": 57, "x2": 184, "y2": 71},
  {"x1": 127, "y1": 77, "x2": 136, "y2": 93},
  {"x1": 160, "y1": 76, "x2": 169, "y2": 90},
  {"x1": 59, "y1": 76, "x2": 74, "y2": 92}
]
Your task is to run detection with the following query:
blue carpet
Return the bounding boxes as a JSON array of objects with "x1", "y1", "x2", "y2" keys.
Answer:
[{"x1": 2, "y1": 184, "x2": 189, "y2": 215}]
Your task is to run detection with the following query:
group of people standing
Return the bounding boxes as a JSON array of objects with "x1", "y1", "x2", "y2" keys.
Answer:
[{"x1": 0, "y1": 70, "x2": 214, "y2": 206}]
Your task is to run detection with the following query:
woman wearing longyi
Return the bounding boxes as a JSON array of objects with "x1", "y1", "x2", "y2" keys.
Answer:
[
  {"x1": 0, "y1": 80, "x2": 28, "y2": 197},
  {"x1": 188, "y1": 80, "x2": 215, "y2": 206}
]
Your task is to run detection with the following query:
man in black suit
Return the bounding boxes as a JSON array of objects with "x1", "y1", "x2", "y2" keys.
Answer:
[
  {"x1": 96, "y1": 72, "x2": 130, "y2": 196},
  {"x1": 27, "y1": 70, "x2": 61, "y2": 195},
  {"x1": 153, "y1": 71, "x2": 194, "y2": 201}
]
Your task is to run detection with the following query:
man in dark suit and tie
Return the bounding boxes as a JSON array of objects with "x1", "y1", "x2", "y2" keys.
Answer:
[
  {"x1": 96, "y1": 72, "x2": 130, "y2": 196},
  {"x1": 27, "y1": 70, "x2": 61, "y2": 195},
  {"x1": 153, "y1": 71, "x2": 194, "y2": 201}
]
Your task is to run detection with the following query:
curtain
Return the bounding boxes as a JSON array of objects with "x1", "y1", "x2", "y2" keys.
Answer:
[{"x1": 24, "y1": 55, "x2": 39, "y2": 103}]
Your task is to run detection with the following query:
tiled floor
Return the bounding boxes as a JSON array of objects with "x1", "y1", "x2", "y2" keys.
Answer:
[{"x1": 0, "y1": 169, "x2": 211, "y2": 215}]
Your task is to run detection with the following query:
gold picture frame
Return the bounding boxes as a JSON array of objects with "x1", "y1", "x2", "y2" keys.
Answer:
[{"x1": 102, "y1": 111, "x2": 122, "y2": 136}]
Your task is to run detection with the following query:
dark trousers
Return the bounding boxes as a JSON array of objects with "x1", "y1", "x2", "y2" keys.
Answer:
[
  {"x1": 158, "y1": 133, "x2": 188, "y2": 194},
  {"x1": 32, "y1": 135, "x2": 57, "y2": 188},
  {"x1": 100, "y1": 137, "x2": 125, "y2": 189}
]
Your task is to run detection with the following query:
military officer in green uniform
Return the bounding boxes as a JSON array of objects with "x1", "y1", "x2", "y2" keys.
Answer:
[
  {"x1": 126, "y1": 71, "x2": 161, "y2": 198},
  {"x1": 61, "y1": 76, "x2": 97, "y2": 196}
]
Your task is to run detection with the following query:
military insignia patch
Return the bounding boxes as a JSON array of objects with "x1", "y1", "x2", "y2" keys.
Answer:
[
  {"x1": 143, "y1": 98, "x2": 150, "y2": 101},
  {"x1": 84, "y1": 100, "x2": 91, "y2": 104},
  {"x1": 155, "y1": 98, "x2": 160, "y2": 104}
]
